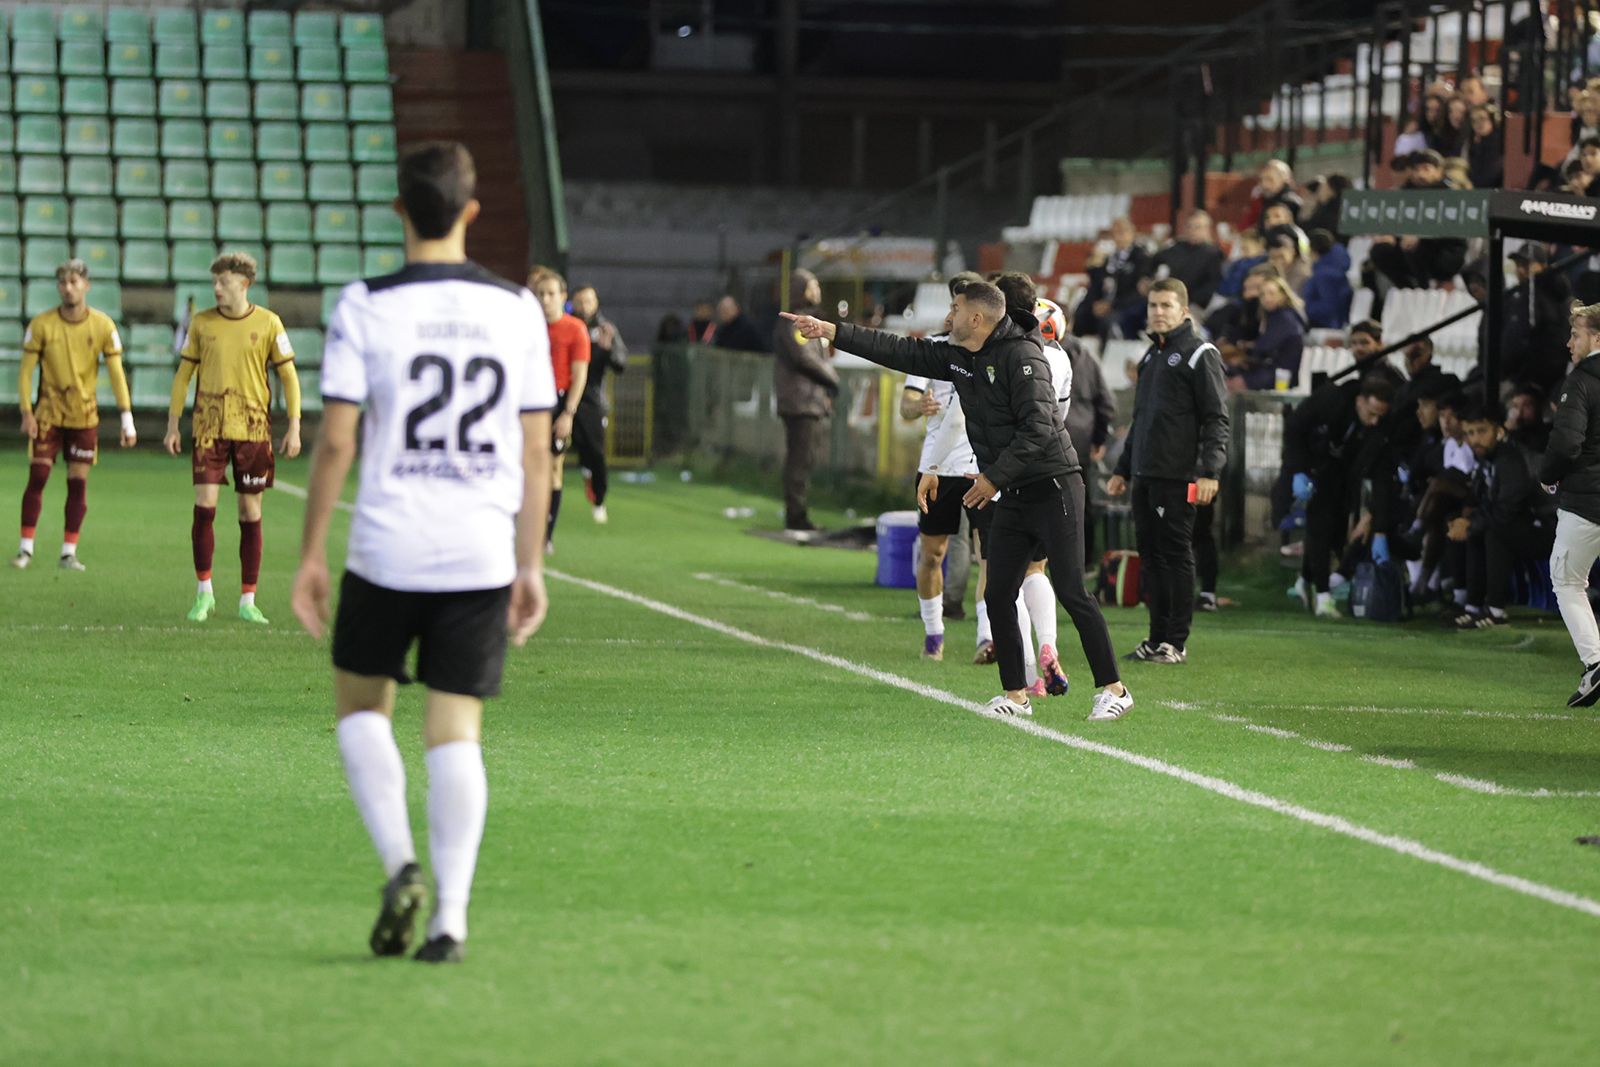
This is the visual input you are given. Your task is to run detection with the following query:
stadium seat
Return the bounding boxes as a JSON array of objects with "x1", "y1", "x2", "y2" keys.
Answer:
[
  {"x1": 14, "y1": 76, "x2": 61, "y2": 113},
  {"x1": 341, "y1": 15, "x2": 385, "y2": 48},
  {"x1": 113, "y1": 118, "x2": 157, "y2": 157},
  {"x1": 172, "y1": 241, "x2": 216, "y2": 280},
  {"x1": 16, "y1": 116, "x2": 61, "y2": 154},
  {"x1": 255, "y1": 122, "x2": 300, "y2": 161},
  {"x1": 107, "y1": 42, "x2": 152, "y2": 79},
  {"x1": 314, "y1": 203, "x2": 359, "y2": 244},
  {"x1": 0, "y1": 240, "x2": 18, "y2": 275},
  {"x1": 295, "y1": 12, "x2": 339, "y2": 47},
  {"x1": 0, "y1": 82, "x2": 10, "y2": 114},
  {"x1": 266, "y1": 203, "x2": 312, "y2": 242},
  {"x1": 91, "y1": 279, "x2": 120, "y2": 320},
  {"x1": 203, "y1": 44, "x2": 247, "y2": 83},
  {"x1": 153, "y1": 9, "x2": 198, "y2": 44},
  {"x1": 66, "y1": 157, "x2": 112, "y2": 196},
  {"x1": 297, "y1": 369, "x2": 323, "y2": 414},
  {"x1": 269, "y1": 243, "x2": 314, "y2": 285},
  {"x1": 121, "y1": 239, "x2": 168, "y2": 282},
  {"x1": 64, "y1": 117, "x2": 109, "y2": 155},
  {"x1": 217, "y1": 202, "x2": 262, "y2": 241},
  {"x1": 58, "y1": 7, "x2": 104, "y2": 42},
  {"x1": 156, "y1": 42, "x2": 201, "y2": 81},
  {"x1": 106, "y1": 9, "x2": 151, "y2": 43},
  {"x1": 74, "y1": 236, "x2": 117, "y2": 278},
  {"x1": 248, "y1": 12, "x2": 292, "y2": 47},
  {"x1": 0, "y1": 118, "x2": 10, "y2": 154},
  {"x1": 25, "y1": 236, "x2": 69, "y2": 277},
  {"x1": 114, "y1": 159, "x2": 160, "y2": 199},
  {"x1": 70, "y1": 196, "x2": 115, "y2": 237},
  {"x1": 129, "y1": 322, "x2": 176, "y2": 356},
  {"x1": 211, "y1": 160, "x2": 256, "y2": 200},
  {"x1": 286, "y1": 328, "x2": 323, "y2": 367},
  {"x1": 11, "y1": 6, "x2": 55, "y2": 41},
  {"x1": 0, "y1": 277, "x2": 19, "y2": 319},
  {"x1": 0, "y1": 196, "x2": 16, "y2": 234},
  {"x1": 59, "y1": 42, "x2": 104, "y2": 78},
  {"x1": 351, "y1": 125, "x2": 395, "y2": 164},
  {"x1": 253, "y1": 82, "x2": 297, "y2": 120},
  {"x1": 158, "y1": 79, "x2": 203, "y2": 118},
  {"x1": 62, "y1": 77, "x2": 109, "y2": 114},
  {"x1": 120, "y1": 198, "x2": 165, "y2": 238},
  {"x1": 320, "y1": 286, "x2": 341, "y2": 324},
  {"x1": 162, "y1": 160, "x2": 209, "y2": 199},
  {"x1": 111, "y1": 79, "x2": 156, "y2": 116},
  {"x1": 22, "y1": 195, "x2": 66, "y2": 236},
  {"x1": 347, "y1": 85, "x2": 393, "y2": 123},
  {"x1": 343, "y1": 49, "x2": 389, "y2": 84},
  {"x1": 363, "y1": 246, "x2": 403, "y2": 276},
  {"x1": 260, "y1": 163, "x2": 305, "y2": 201},
  {"x1": 300, "y1": 84, "x2": 345, "y2": 122},
  {"x1": 13, "y1": 41, "x2": 57, "y2": 77},
  {"x1": 202, "y1": 11, "x2": 245, "y2": 45},
  {"x1": 298, "y1": 47, "x2": 341, "y2": 83},
  {"x1": 17, "y1": 156, "x2": 63, "y2": 195},
  {"x1": 132, "y1": 367, "x2": 175, "y2": 407},
  {"x1": 249, "y1": 45, "x2": 294, "y2": 82},
  {"x1": 317, "y1": 244, "x2": 360, "y2": 285},
  {"x1": 207, "y1": 120, "x2": 252, "y2": 160},
  {"x1": 173, "y1": 281, "x2": 212, "y2": 321},
  {"x1": 0, "y1": 158, "x2": 16, "y2": 195},
  {"x1": 309, "y1": 163, "x2": 354, "y2": 202},
  {"x1": 357, "y1": 165, "x2": 398, "y2": 205},
  {"x1": 205, "y1": 81, "x2": 250, "y2": 120},
  {"x1": 169, "y1": 200, "x2": 215, "y2": 240},
  {"x1": 305, "y1": 124, "x2": 349, "y2": 163},
  {"x1": 360, "y1": 204, "x2": 402, "y2": 245},
  {"x1": 25, "y1": 278, "x2": 57, "y2": 317}
]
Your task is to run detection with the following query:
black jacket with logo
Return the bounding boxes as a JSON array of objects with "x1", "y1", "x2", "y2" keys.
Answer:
[
  {"x1": 834, "y1": 311, "x2": 1079, "y2": 489},
  {"x1": 1113, "y1": 319, "x2": 1230, "y2": 482},
  {"x1": 1541, "y1": 353, "x2": 1600, "y2": 526}
]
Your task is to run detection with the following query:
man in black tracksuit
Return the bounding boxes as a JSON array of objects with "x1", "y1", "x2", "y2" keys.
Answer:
[
  {"x1": 782, "y1": 281, "x2": 1133, "y2": 722},
  {"x1": 1106, "y1": 279, "x2": 1229, "y2": 664},
  {"x1": 571, "y1": 285, "x2": 627, "y2": 522}
]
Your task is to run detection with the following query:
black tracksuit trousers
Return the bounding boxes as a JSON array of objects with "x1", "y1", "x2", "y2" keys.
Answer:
[{"x1": 1132, "y1": 476, "x2": 1199, "y2": 650}]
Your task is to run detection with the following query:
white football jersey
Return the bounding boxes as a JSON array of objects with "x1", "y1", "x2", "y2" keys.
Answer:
[
  {"x1": 905, "y1": 372, "x2": 978, "y2": 476},
  {"x1": 1043, "y1": 339, "x2": 1073, "y2": 423},
  {"x1": 320, "y1": 262, "x2": 558, "y2": 593}
]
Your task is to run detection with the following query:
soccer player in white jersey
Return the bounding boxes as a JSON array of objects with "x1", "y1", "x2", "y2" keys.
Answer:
[{"x1": 290, "y1": 142, "x2": 556, "y2": 964}]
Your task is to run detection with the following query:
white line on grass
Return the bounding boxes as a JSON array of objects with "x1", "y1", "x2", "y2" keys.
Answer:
[
  {"x1": 547, "y1": 567, "x2": 1600, "y2": 922},
  {"x1": 692, "y1": 572, "x2": 878, "y2": 622},
  {"x1": 1363, "y1": 755, "x2": 1418, "y2": 769},
  {"x1": 1163, "y1": 698, "x2": 1585, "y2": 724}
]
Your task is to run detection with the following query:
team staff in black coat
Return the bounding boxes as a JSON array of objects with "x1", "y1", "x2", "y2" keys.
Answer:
[
  {"x1": 782, "y1": 281, "x2": 1134, "y2": 722},
  {"x1": 1540, "y1": 301, "x2": 1600, "y2": 706},
  {"x1": 1105, "y1": 279, "x2": 1230, "y2": 663}
]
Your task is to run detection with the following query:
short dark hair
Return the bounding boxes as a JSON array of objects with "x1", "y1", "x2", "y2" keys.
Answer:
[
  {"x1": 1358, "y1": 375, "x2": 1395, "y2": 404},
  {"x1": 1458, "y1": 397, "x2": 1497, "y2": 424},
  {"x1": 1350, "y1": 319, "x2": 1382, "y2": 342},
  {"x1": 957, "y1": 281, "x2": 1006, "y2": 323},
  {"x1": 1309, "y1": 229, "x2": 1336, "y2": 256},
  {"x1": 397, "y1": 141, "x2": 476, "y2": 240},
  {"x1": 992, "y1": 271, "x2": 1038, "y2": 313},
  {"x1": 1437, "y1": 390, "x2": 1466, "y2": 414},
  {"x1": 1511, "y1": 381, "x2": 1546, "y2": 406},
  {"x1": 947, "y1": 270, "x2": 983, "y2": 296},
  {"x1": 1326, "y1": 173, "x2": 1352, "y2": 194}
]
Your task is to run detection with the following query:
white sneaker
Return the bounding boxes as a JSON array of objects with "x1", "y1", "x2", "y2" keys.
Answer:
[
  {"x1": 593, "y1": 504, "x2": 608, "y2": 524},
  {"x1": 1087, "y1": 686, "x2": 1134, "y2": 722},
  {"x1": 1149, "y1": 642, "x2": 1187, "y2": 664},
  {"x1": 1314, "y1": 592, "x2": 1341, "y2": 619},
  {"x1": 984, "y1": 694, "x2": 1032, "y2": 717},
  {"x1": 1291, "y1": 576, "x2": 1310, "y2": 611},
  {"x1": 58, "y1": 554, "x2": 85, "y2": 572},
  {"x1": 10, "y1": 550, "x2": 31, "y2": 569}
]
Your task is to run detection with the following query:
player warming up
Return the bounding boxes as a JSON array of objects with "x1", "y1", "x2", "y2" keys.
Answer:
[
  {"x1": 291, "y1": 142, "x2": 556, "y2": 964},
  {"x1": 12, "y1": 260, "x2": 132, "y2": 571},
  {"x1": 164, "y1": 253, "x2": 301, "y2": 623}
]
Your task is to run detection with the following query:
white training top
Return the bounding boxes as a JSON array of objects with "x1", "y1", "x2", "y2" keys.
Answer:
[
  {"x1": 904, "y1": 372, "x2": 978, "y2": 476},
  {"x1": 320, "y1": 262, "x2": 558, "y2": 593}
]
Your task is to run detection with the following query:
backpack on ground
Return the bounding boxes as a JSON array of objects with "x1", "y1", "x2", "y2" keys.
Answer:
[
  {"x1": 1350, "y1": 559, "x2": 1411, "y2": 622},
  {"x1": 1098, "y1": 550, "x2": 1141, "y2": 607}
]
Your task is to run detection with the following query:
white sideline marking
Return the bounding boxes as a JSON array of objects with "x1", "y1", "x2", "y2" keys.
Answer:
[
  {"x1": 548, "y1": 567, "x2": 1600, "y2": 922},
  {"x1": 1434, "y1": 773, "x2": 1600, "y2": 799},
  {"x1": 1245, "y1": 724, "x2": 1300, "y2": 740},
  {"x1": 1363, "y1": 755, "x2": 1418, "y2": 769},
  {"x1": 693, "y1": 572, "x2": 878, "y2": 622},
  {"x1": 273, "y1": 480, "x2": 352, "y2": 512},
  {"x1": 1164, "y1": 698, "x2": 1585, "y2": 724}
]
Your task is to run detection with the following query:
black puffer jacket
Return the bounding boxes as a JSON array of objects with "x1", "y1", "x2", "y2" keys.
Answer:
[
  {"x1": 834, "y1": 310, "x2": 1079, "y2": 489},
  {"x1": 1541, "y1": 353, "x2": 1600, "y2": 525},
  {"x1": 1113, "y1": 319, "x2": 1230, "y2": 482}
]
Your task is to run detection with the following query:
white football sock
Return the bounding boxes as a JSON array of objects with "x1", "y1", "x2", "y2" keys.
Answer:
[
  {"x1": 240, "y1": 591, "x2": 255, "y2": 607},
  {"x1": 1021, "y1": 572, "x2": 1057, "y2": 651},
  {"x1": 426, "y1": 740, "x2": 487, "y2": 943},
  {"x1": 59, "y1": 542, "x2": 76, "y2": 558},
  {"x1": 918, "y1": 596, "x2": 944, "y2": 636},
  {"x1": 19, "y1": 537, "x2": 34, "y2": 555},
  {"x1": 197, "y1": 577, "x2": 214, "y2": 595},
  {"x1": 337, "y1": 712, "x2": 416, "y2": 879},
  {"x1": 975, "y1": 601, "x2": 992, "y2": 645},
  {"x1": 1017, "y1": 596, "x2": 1037, "y2": 682}
]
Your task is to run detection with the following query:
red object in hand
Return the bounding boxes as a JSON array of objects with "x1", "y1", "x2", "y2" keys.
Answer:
[{"x1": 1186, "y1": 482, "x2": 1198, "y2": 504}]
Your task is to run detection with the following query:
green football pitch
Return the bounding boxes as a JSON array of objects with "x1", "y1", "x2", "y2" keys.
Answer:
[{"x1": 5, "y1": 449, "x2": 1600, "y2": 1065}]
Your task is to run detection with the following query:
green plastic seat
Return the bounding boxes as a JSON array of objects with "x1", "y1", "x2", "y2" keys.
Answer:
[
  {"x1": 351, "y1": 124, "x2": 396, "y2": 164},
  {"x1": 363, "y1": 246, "x2": 404, "y2": 277},
  {"x1": 12, "y1": 41, "x2": 57, "y2": 77},
  {"x1": 171, "y1": 240, "x2": 216, "y2": 280},
  {"x1": 0, "y1": 196, "x2": 17, "y2": 234},
  {"x1": 66, "y1": 157, "x2": 112, "y2": 196},
  {"x1": 173, "y1": 281, "x2": 213, "y2": 322},
  {"x1": 0, "y1": 119, "x2": 10, "y2": 156},
  {"x1": 155, "y1": 42, "x2": 200, "y2": 80},
  {"x1": 202, "y1": 11, "x2": 245, "y2": 45},
  {"x1": 62, "y1": 77, "x2": 109, "y2": 115},
  {"x1": 260, "y1": 162, "x2": 305, "y2": 202},
  {"x1": 295, "y1": 12, "x2": 339, "y2": 46},
  {"x1": 112, "y1": 118, "x2": 157, "y2": 157},
  {"x1": 347, "y1": 85, "x2": 393, "y2": 123},
  {"x1": 16, "y1": 116, "x2": 61, "y2": 155},
  {"x1": 168, "y1": 200, "x2": 214, "y2": 240},
  {"x1": 342, "y1": 48, "x2": 389, "y2": 84},
  {"x1": 106, "y1": 10, "x2": 151, "y2": 43},
  {"x1": 59, "y1": 41, "x2": 104, "y2": 78},
  {"x1": 0, "y1": 278, "x2": 21, "y2": 319},
  {"x1": 205, "y1": 81, "x2": 250, "y2": 119},
  {"x1": 253, "y1": 82, "x2": 297, "y2": 120},
  {"x1": 0, "y1": 158, "x2": 16, "y2": 195},
  {"x1": 58, "y1": 7, "x2": 105, "y2": 42},
  {"x1": 113, "y1": 159, "x2": 160, "y2": 199},
  {"x1": 265, "y1": 203, "x2": 312, "y2": 241},
  {"x1": 0, "y1": 241, "x2": 19, "y2": 275},
  {"x1": 341, "y1": 15, "x2": 385, "y2": 49},
  {"x1": 356, "y1": 164, "x2": 397, "y2": 204},
  {"x1": 313, "y1": 203, "x2": 359, "y2": 243},
  {"x1": 64, "y1": 117, "x2": 110, "y2": 155},
  {"x1": 158, "y1": 79, "x2": 203, "y2": 117},
  {"x1": 211, "y1": 160, "x2": 256, "y2": 200},
  {"x1": 162, "y1": 160, "x2": 208, "y2": 199},
  {"x1": 24, "y1": 237, "x2": 70, "y2": 278},
  {"x1": 22, "y1": 196, "x2": 66, "y2": 236},
  {"x1": 217, "y1": 202, "x2": 262, "y2": 242},
  {"x1": 297, "y1": 369, "x2": 323, "y2": 414},
  {"x1": 269, "y1": 243, "x2": 315, "y2": 285},
  {"x1": 129, "y1": 323, "x2": 176, "y2": 355},
  {"x1": 153, "y1": 9, "x2": 198, "y2": 44},
  {"x1": 300, "y1": 83, "x2": 345, "y2": 122},
  {"x1": 74, "y1": 237, "x2": 118, "y2": 279},
  {"x1": 70, "y1": 197, "x2": 116, "y2": 237},
  {"x1": 107, "y1": 42, "x2": 152, "y2": 79},
  {"x1": 309, "y1": 163, "x2": 354, "y2": 202},
  {"x1": 304, "y1": 124, "x2": 348, "y2": 162},
  {"x1": 17, "y1": 156, "x2": 63, "y2": 195},
  {"x1": 90, "y1": 280, "x2": 120, "y2": 320},
  {"x1": 11, "y1": 6, "x2": 55, "y2": 41},
  {"x1": 119, "y1": 198, "x2": 165, "y2": 239},
  {"x1": 203, "y1": 44, "x2": 247, "y2": 83},
  {"x1": 249, "y1": 45, "x2": 294, "y2": 83},
  {"x1": 285, "y1": 328, "x2": 323, "y2": 366},
  {"x1": 318, "y1": 244, "x2": 361, "y2": 285},
  {"x1": 255, "y1": 122, "x2": 300, "y2": 161},
  {"x1": 121, "y1": 239, "x2": 168, "y2": 282},
  {"x1": 248, "y1": 12, "x2": 292, "y2": 47},
  {"x1": 132, "y1": 366, "x2": 176, "y2": 407},
  {"x1": 160, "y1": 120, "x2": 206, "y2": 159},
  {"x1": 26, "y1": 278, "x2": 59, "y2": 317},
  {"x1": 14, "y1": 76, "x2": 61, "y2": 113},
  {"x1": 298, "y1": 47, "x2": 340, "y2": 83},
  {"x1": 0, "y1": 81, "x2": 10, "y2": 113},
  {"x1": 207, "y1": 120, "x2": 251, "y2": 160}
]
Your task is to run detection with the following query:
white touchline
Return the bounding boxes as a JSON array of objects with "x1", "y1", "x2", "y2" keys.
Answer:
[
  {"x1": 1164, "y1": 698, "x2": 1585, "y2": 724},
  {"x1": 692, "y1": 572, "x2": 879, "y2": 622},
  {"x1": 547, "y1": 567, "x2": 1600, "y2": 922}
]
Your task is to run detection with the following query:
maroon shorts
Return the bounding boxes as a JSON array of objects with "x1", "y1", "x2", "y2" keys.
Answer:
[
  {"x1": 31, "y1": 425, "x2": 98, "y2": 466},
  {"x1": 193, "y1": 438, "x2": 275, "y2": 493}
]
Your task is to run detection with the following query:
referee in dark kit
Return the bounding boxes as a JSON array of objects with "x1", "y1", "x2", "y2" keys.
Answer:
[{"x1": 782, "y1": 280, "x2": 1133, "y2": 722}]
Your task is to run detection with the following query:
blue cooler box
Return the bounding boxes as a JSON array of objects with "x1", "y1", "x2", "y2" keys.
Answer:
[{"x1": 876, "y1": 510, "x2": 920, "y2": 589}]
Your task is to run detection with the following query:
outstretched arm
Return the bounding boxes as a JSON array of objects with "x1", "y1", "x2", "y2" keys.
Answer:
[{"x1": 782, "y1": 314, "x2": 959, "y2": 380}]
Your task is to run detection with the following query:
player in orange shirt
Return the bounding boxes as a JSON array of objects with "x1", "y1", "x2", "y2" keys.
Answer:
[
  {"x1": 163, "y1": 252, "x2": 302, "y2": 624},
  {"x1": 530, "y1": 269, "x2": 590, "y2": 552},
  {"x1": 12, "y1": 260, "x2": 133, "y2": 571}
]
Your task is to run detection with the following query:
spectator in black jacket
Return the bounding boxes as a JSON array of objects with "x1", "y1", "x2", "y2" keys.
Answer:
[
  {"x1": 1072, "y1": 217, "x2": 1151, "y2": 342},
  {"x1": 1466, "y1": 105, "x2": 1504, "y2": 189},
  {"x1": 783, "y1": 282, "x2": 1133, "y2": 722},
  {"x1": 1105, "y1": 279, "x2": 1230, "y2": 664},
  {"x1": 1152, "y1": 211, "x2": 1225, "y2": 312},
  {"x1": 1368, "y1": 150, "x2": 1469, "y2": 289},
  {"x1": 1303, "y1": 174, "x2": 1350, "y2": 240},
  {"x1": 1502, "y1": 245, "x2": 1573, "y2": 396},
  {"x1": 1506, "y1": 382, "x2": 1552, "y2": 454},
  {"x1": 1541, "y1": 301, "x2": 1600, "y2": 704},
  {"x1": 713, "y1": 295, "x2": 766, "y2": 352}
]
